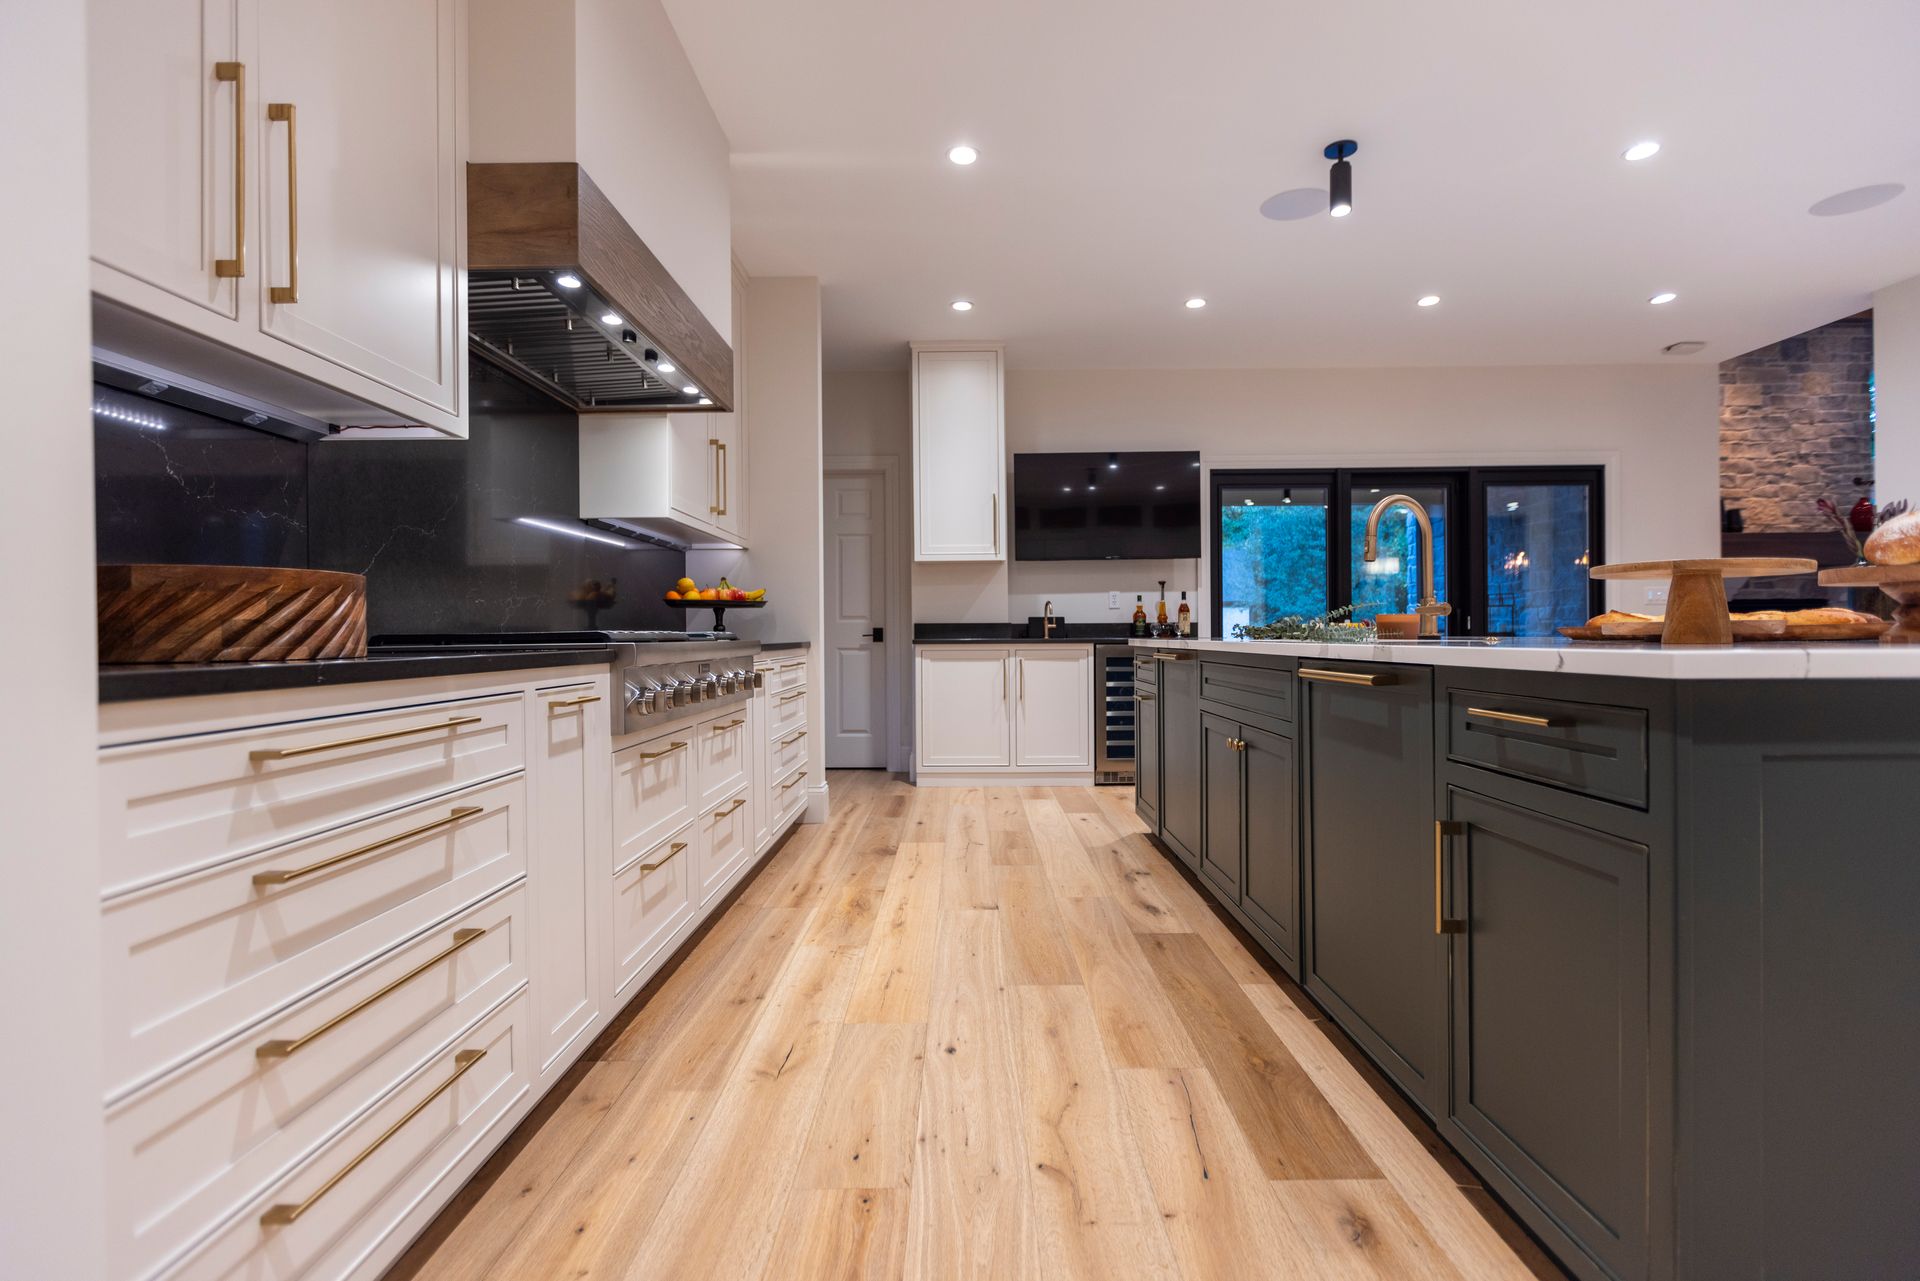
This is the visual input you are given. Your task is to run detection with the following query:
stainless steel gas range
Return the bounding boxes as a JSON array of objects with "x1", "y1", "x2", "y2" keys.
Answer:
[{"x1": 371, "y1": 630, "x2": 761, "y2": 735}]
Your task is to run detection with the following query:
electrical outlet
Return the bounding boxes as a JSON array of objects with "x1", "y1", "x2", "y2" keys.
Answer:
[
  {"x1": 1645, "y1": 586, "x2": 1668, "y2": 607},
  {"x1": 1108, "y1": 591, "x2": 1121, "y2": 611}
]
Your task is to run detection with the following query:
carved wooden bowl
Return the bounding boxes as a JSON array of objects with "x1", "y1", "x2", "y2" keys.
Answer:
[{"x1": 97, "y1": 564, "x2": 368, "y2": 663}]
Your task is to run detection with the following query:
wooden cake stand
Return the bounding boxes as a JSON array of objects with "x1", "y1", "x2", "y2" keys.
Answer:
[
  {"x1": 1588, "y1": 558, "x2": 1817, "y2": 646},
  {"x1": 1818, "y1": 564, "x2": 1920, "y2": 643}
]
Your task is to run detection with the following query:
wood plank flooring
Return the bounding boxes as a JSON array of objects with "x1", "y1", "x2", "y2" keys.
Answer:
[{"x1": 388, "y1": 771, "x2": 1566, "y2": 1281}]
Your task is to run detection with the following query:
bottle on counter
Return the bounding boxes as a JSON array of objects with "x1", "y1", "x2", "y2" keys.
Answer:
[
  {"x1": 1177, "y1": 591, "x2": 1192, "y2": 636},
  {"x1": 1156, "y1": 581, "x2": 1169, "y2": 630},
  {"x1": 1131, "y1": 595, "x2": 1148, "y2": 636}
]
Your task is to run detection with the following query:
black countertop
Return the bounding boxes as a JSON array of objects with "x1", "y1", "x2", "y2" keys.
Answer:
[
  {"x1": 99, "y1": 647, "x2": 618, "y2": 703},
  {"x1": 913, "y1": 622, "x2": 1150, "y2": 644},
  {"x1": 758, "y1": 640, "x2": 811, "y2": 652}
]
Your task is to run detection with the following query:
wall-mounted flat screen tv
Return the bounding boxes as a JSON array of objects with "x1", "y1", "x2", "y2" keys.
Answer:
[{"x1": 1012, "y1": 451, "x2": 1202, "y2": 560}]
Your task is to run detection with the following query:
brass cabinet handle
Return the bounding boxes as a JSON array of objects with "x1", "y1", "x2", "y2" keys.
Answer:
[
  {"x1": 550, "y1": 694, "x2": 602, "y2": 710},
  {"x1": 991, "y1": 493, "x2": 998, "y2": 552},
  {"x1": 781, "y1": 770, "x2": 808, "y2": 791},
  {"x1": 779, "y1": 660, "x2": 806, "y2": 671},
  {"x1": 640, "y1": 841, "x2": 688, "y2": 872},
  {"x1": 250, "y1": 715, "x2": 482, "y2": 761},
  {"x1": 777, "y1": 691, "x2": 806, "y2": 704},
  {"x1": 1152, "y1": 652, "x2": 1193, "y2": 662},
  {"x1": 1434, "y1": 821, "x2": 1466, "y2": 935},
  {"x1": 711, "y1": 797, "x2": 748, "y2": 819},
  {"x1": 260, "y1": 1048, "x2": 486, "y2": 1227},
  {"x1": 1136, "y1": 692, "x2": 1155, "y2": 702},
  {"x1": 718, "y1": 441, "x2": 728, "y2": 516},
  {"x1": 1298, "y1": 667, "x2": 1392, "y2": 687},
  {"x1": 779, "y1": 729, "x2": 806, "y2": 747},
  {"x1": 1465, "y1": 706, "x2": 1560, "y2": 729},
  {"x1": 1017, "y1": 657, "x2": 1024, "y2": 702},
  {"x1": 266, "y1": 102, "x2": 298, "y2": 302},
  {"x1": 711, "y1": 718, "x2": 745, "y2": 733},
  {"x1": 257, "y1": 926, "x2": 486, "y2": 1059},
  {"x1": 214, "y1": 62, "x2": 246, "y2": 278},
  {"x1": 709, "y1": 438, "x2": 723, "y2": 515},
  {"x1": 638, "y1": 740, "x2": 688, "y2": 761},
  {"x1": 253, "y1": 806, "x2": 483, "y2": 886}
]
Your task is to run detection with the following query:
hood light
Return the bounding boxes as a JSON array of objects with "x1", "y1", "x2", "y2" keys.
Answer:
[
  {"x1": 657, "y1": 361, "x2": 675, "y2": 373},
  {"x1": 516, "y1": 516, "x2": 634, "y2": 548},
  {"x1": 599, "y1": 311, "x2": 622, "y2": 325},
  {"x1": 555, "y1": 273, "x2": 583, "y2": 289}
]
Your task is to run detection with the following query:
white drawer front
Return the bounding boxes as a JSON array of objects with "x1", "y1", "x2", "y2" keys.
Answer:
[
  {"x1": 770, "y1": 723, "x2": 809, "y2": 780},
  {"x1": 775, "y1": 763, "x2": 811, "y2": 830},
  {"x1": 109, "y1": 886, "x2": 526, "y2": 1281},
  {"x1": 100, "y1": 691, "x2": 526, "y2": 895},
  {"x1": 767, "y1": 686, "x2": 808, "y2": 741},
  {"x1": 697, "y1": 710, "x2": 751, "y2": 807},
  {"x1": 160, "y1": 990, "x2": 531, "y2": 1281},
  {"x1": 763, "y1": 655, "x2": 808, "y2": 694},
  {"x1": 103, "y1": 774, "x2": 528, "y2": 1099},
  {"x1": 613, "y1": 728, "x2": 695, "y2": 872},
  {"x1": 611, "y1": 822, "x2": 695, "y2": 998},
  {"x1": 696, "y1": 785, "x2": 752, "y2": 906}
]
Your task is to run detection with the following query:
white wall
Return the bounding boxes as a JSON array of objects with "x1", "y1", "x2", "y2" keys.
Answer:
[
  {"x1": 824, "y1": 362, "x2": 1723, "y2": 627},
  {"x1": 0, "y1": 2, "x2": 103, "y2": 1274},
  {"x1": 1875, "y1": 274, "x2": 1920, "y2": 510},
  {"x1": 689, "y1": 278, "x2": 827, "y2": 811},
  {"x1": 469, "y1": 0, "x2": 732, "y2": 338}
]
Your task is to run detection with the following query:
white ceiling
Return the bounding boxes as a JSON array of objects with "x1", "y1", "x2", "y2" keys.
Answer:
[{"x1": 662, "y1": 0, "x2": 1920, "y2": 371}]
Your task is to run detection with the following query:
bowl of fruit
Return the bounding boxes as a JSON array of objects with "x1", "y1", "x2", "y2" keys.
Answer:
[{"x1": 663, "y1": 576, "x2": 766, "y2": 629}]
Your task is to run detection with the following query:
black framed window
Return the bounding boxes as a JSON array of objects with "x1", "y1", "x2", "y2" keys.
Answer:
[{"x1": 1211, "y1": 467, "x2": 1604, "y2": 637}]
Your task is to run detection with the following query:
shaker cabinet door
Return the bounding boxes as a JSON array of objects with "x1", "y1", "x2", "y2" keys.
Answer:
[
  {"x1": 912, "y1": 347, "x2": 1005, "y2": 560},
  {"x1": 1198, "y1": 712, "x2": 1243, "y2": 899},
  {"x1": 916, "y1": 649, "x2": 1011, "y2": 768},
  {"x1": 1156, "y1": 656, "x2": 1202, "y2": 869},
  {"x1": 1013, "y1": 648, "x2": 1093, "y2": 768},
  {"x1": 1239, "y1": 722, "x2": 1299, "y2": 969},
  {"x1": 529, "y1": 681, "x2": 609, "y2": 1082},
  {"x1": 1135, "y1": 687, "x2": 1161, "y2": 828}
]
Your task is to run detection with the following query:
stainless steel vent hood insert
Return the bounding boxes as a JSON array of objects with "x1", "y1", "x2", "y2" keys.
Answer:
[{"x1": 467, "y1": 163, "x2": 732, "y2": 414}]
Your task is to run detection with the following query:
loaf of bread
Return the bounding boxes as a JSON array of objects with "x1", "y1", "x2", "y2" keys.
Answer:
[
  {"x1": 1788, "y1": 607, "x2": 1878, "y2": 625},
  {"x1": 1738, "y1": 609, "x2": 1790, "y2": 621},
  {"x1": 1865, "y1": 510, "x2": 1920, "y2": 565},
  {"x1": 1588, "y1": 610, "x2": 1660, "y2": 626}
]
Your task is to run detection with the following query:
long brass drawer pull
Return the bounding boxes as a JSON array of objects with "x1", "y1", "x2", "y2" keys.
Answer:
[
  {"x1": 260, "y1": 1048, "x2": 486, "y2": 1227},
  {"x1": 257, "y1": 926, "x2": 486, "y2": 1059},
  {"x1": 214, "y1": 62, "x2": 246, "y2": 278},
  {"x1": 711, "y1": 718, "x2": 745, "y2": 733},
  {"x1": 640, "y1": 841, "x2": 688, "y2": 872},
  {"x1": 266, "y1": 101, "x2": 298, "y2": 303},
  {"x1": 711, "y1": 797, "x2": 748, "y2": 818},
  {"x1": 550, "y1": 694, "x2": 602, "y2": 710},
  {"x1": 777, "y1": 691, "x2": 806, "y2": 704},
  {"x1": 253, "y1": 806, "x2": 483, "y2": 886},
  {"x1": 779, "y1": 660, "x2": 806, "y2": 671},
  {"x1": 250, "y1": 715, "x2": 482, "y2": 761},
  {"x1": 1298, "y1": 668, "x2": 1392, "y2": 687},
  {"x1": 1152, "y1": 652, "x2": 1193, "y2": 662},
  {"x1": 638, "y1": 740, "x2": 688, "y2": 761},
  {"x1": 1136, "y1": 692, "x2": 1155, "y2": 701},
  {"x1": 1465, "y1": 706, "x2": 1560, "y2": 729},
  {"x1": 1435, "y1": 820, "x2": 1466, "y2": 935},
  {"x1": 781, "y1": 771, "x2": 809, "y2": 791},
  {"x1": 779, "y1": 729, "x2": 807, "y2": 747}
]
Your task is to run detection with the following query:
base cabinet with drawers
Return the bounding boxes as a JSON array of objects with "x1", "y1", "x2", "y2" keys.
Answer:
[{"x1": 1134, "y1": 644, "x2": 1920, "y2": 1281}]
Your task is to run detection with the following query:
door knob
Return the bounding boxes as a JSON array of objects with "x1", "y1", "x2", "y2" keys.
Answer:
[{"x1": 861, "y1": 627, "x2": 885, "y2": 642}]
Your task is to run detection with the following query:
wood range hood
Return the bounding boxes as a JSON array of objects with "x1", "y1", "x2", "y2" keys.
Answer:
[{"x1": 467, "y1": 163, "x2": 733, "y2": 413}]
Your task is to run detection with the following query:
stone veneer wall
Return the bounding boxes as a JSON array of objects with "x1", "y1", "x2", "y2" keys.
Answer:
[{"x1": 1719, "y1": 315, "x2": 1874, "y2": 532}]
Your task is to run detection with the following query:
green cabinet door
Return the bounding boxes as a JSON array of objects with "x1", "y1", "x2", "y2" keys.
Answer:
[
  {"x1": 1199, "y1": 711, "x2": 1243, "y2": 899},
  {"x1": 1134, "y1": 685, "x2": 1161, "y2": 830},
  {"x1": 1238, "y1": 722, "x2": 1298, "y2": 970},
  {"x1": 1444, "y1": 788, "x2": 1650, "y2": 1281},
  {"x1": 1158, "y1": 655, "x2": 1202, "y2": 870},
  {"x1": 1301, "y1": 663, "x2": 1446, "y2": 1115}
]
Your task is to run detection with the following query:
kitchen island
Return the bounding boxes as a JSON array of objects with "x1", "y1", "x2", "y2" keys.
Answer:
[{"x1": 1130, "y1": 636, "x2": 1919, "y2": 1281}]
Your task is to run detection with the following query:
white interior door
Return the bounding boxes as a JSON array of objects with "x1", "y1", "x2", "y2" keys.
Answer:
[{"x1": 825, "y1": 472, "x2": 889, "y2": 767}]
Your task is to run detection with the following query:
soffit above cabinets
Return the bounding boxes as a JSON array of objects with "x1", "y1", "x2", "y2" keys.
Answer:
[{"x1": 467, "y1": 163, "x2": 733, "y2": 413}]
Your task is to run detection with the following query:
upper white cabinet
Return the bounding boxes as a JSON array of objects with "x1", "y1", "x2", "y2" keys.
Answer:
[
  {"x1": 579, "y1": 414, "x2": 743, "y2": 550},
  {"x1": 912, "y1": 343, "x2": 1005, "y2": 561},
  {"x1": 87, "y1": 0, "x2": 469, "y2": 436}
]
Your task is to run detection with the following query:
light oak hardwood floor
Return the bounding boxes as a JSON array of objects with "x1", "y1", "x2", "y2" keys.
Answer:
[{"x1": 389, "y1": 771, "x2": 1565, "y2": 1281}]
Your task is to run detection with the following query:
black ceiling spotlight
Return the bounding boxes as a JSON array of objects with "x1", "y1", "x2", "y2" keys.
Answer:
[{"x1": 1325, "y1": 139, "x2": 1358, "y2": 218}]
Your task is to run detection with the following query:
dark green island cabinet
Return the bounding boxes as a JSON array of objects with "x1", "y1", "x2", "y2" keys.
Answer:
[{"x1": 1132, "y1": 641, "x2": 1920, "y2": 1281}]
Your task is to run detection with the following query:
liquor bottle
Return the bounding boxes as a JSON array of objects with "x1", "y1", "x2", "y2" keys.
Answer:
[
  {"x1": 1131, "y1": 595, "x2": 1148, "y2": 636},
  {"x1": 1156, "y1": 584, "x2": 1169, "y2": 629},
  {"x1": 1177, "y1": 591, "x2": 1192, "y2": 636}
]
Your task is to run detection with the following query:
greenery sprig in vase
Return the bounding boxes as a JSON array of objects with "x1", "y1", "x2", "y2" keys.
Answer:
[{"x1": 1232, "y1": 603, "x2": 1377, "y2": 643}]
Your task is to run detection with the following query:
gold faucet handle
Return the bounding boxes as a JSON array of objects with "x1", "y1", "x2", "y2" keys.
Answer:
[{"x1": 1416, "y1": 601, "x2": 1453, "y2": 618}]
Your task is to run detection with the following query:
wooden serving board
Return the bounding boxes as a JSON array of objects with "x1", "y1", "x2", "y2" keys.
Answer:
[
  {"x1": 98, "y1": 564, "x2": 368, "y2": 663},
  {"x1": 1560, "y1": 619, "x2": 1888, "y2": 643},
  {"x1": 1587, "y1": 557, "x2": 1818, "y2": 645},
  {"x1": 1600, "y1": 618, "x2": 1788, "y2": 641},
  {"x1": 1742, "y1": 620, "x2": 1890, "y2": 642}
]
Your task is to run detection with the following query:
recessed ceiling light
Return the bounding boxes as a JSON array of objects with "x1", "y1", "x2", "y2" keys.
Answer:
[
  {"x1": 1185, "y1": 297, "x2": 1207, "y2": 309},
  {"x1": 948, "y1": 144, "x2": 977, "y2": 166},
  {"x1": 951, "y1": 300, "x2": 973, "y2": 312},
  {"x1": 1155, "y1": 484, "x2": 1166, "y2": 491},
  {"x1": 1622, "y1": 140, "x2": 1661, "y2": 162},
  {"x1": 1062, "y1": 486, "x2": 1073, "y2": 493},
  {"x1": 555, "y1": 273, "x2": 582, "y2": 289},
  {"x1": 682, "y1": 385, "x2": 699, "y2": 395},
  {"x1": 657, "y1": 361, "x2": 675, "y2": 373},
  {"x1": 1417, "y1": 295, "x2": 1441, "y2": 307},
  {"x1": 599, "y1": 312, "x2": 622, "y2": 325},
  {"x1": 1649, "y1": 292, "x2": 1677, "y2": 305}
]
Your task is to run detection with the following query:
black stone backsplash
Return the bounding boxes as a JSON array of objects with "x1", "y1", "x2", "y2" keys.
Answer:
[{"x1": 93, "y1": 362, "x2": 686, "y2": 635}]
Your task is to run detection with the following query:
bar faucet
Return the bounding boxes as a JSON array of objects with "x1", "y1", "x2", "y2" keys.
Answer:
[
  {"x1": 1042, "y1": 600, "x2": 1057, "y2": 640},
  {"x1": 1362, "y1": 493, "x2": 1453, "y2": 638}
]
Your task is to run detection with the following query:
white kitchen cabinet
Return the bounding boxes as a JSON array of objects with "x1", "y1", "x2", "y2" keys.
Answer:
[
  {"x1": 916, "y1": 647, "x2": 1013, "y2": 768},
  {"x1": 85, "y1": 0, "x2": 469, "y2": 437},
  {"x1": 911, "y1": 343, "x2": 1005, "y2": 560},
  {"x1": 528, "y1": 679, "x2": 609, "y2": 1083},
  {"x1": 580, "y1": 414, "x2": 746, "y2": 549},
  {"x1": 706, "y1": 261, "x2": 751, "y2": 542},
  {"x1": 1013, "y1": 646, "x2": 1094, "y2": 768}
]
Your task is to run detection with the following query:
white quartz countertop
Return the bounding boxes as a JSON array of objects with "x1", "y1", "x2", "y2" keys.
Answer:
[{"x1": 1131, "y1": 635, "x2": 1920, "y2": 680}]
